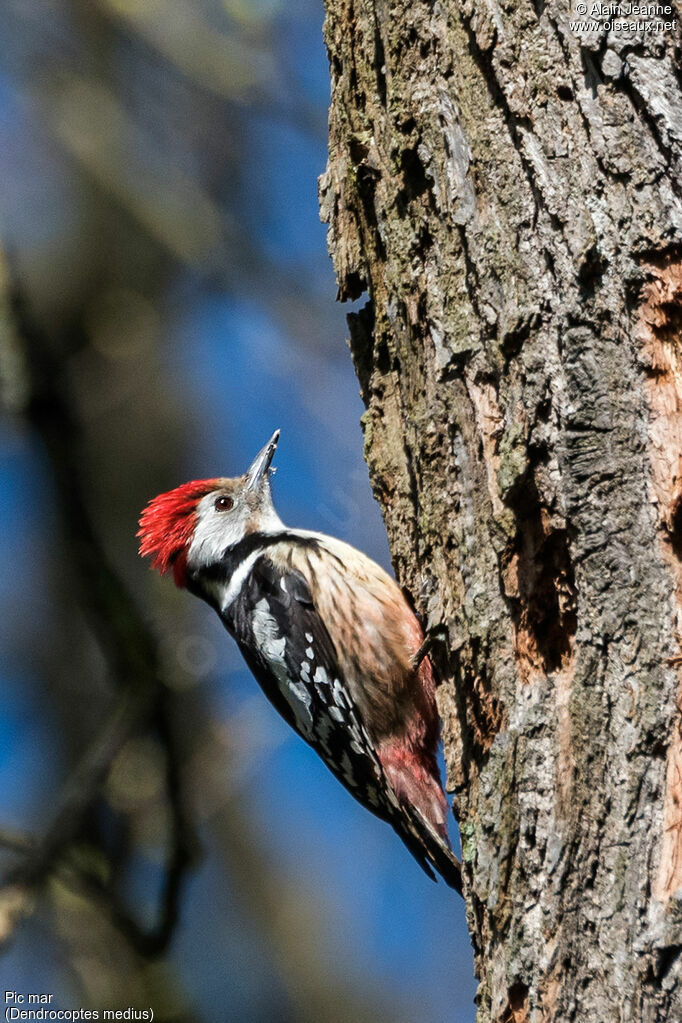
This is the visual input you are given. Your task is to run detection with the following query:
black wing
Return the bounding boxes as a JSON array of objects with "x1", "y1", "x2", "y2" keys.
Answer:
[
  {"x1": 224, "y1": 554, "x2": 398, "y2": 823},
  {"x1": 221, "y1": 553, "x2": 462, "y2": 891}
]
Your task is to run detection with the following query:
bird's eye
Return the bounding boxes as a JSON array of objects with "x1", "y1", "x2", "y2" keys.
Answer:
[{"x1": 214, "y1": 496, "x2": 234, "y2": 512}]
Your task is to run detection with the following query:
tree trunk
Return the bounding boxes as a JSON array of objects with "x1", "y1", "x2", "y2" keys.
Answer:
[{"x1": 319, "y1": 2, "x2": 682, "y2": 1020}]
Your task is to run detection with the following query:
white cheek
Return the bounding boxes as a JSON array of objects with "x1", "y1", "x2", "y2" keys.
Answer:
[{"x1": 188, "y1": 498, "x2": 249, "y2": 568}]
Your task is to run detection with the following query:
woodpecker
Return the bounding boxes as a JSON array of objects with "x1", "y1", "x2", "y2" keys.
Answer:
[{"x1": 138, "y1": 431, "x2": 462, "y2": 891}]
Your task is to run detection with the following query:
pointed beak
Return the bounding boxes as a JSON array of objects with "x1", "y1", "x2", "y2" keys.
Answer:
[{"x1": 245, "y1": 429, "x2": 280, "y2": 490}]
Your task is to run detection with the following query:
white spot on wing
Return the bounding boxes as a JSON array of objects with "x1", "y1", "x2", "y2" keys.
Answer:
[
  {"x1": 289, "y1": 679, "x2": 311, "y2": 707},
  {"x1": 332, "y1": 680, "x2": 349, "y2": 709},
  {"x1": 251, "y1": 598, "x2": 313, "y2": 735},
  {"x1": 252, "y1": 599, "x2": 286, "y2": 661}
]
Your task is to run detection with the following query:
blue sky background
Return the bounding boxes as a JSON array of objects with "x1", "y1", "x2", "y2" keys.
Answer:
[{"x1": 0, "y1": 0, "x2": 477, "y2": 1018}]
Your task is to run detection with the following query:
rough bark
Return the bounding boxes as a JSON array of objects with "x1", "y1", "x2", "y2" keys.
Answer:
[{"x1": 319, "y1": 2, "x2": 682, "y2": 1020}]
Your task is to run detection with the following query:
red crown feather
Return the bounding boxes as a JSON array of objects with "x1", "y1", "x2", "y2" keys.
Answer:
[{"x1": 138, "y1": 479, "x2": 218, "y2": 586}]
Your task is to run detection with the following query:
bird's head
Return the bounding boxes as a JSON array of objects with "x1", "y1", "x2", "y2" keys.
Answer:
[{"x1": 138, "y1": 430, "x2": 282, "y2": 587}]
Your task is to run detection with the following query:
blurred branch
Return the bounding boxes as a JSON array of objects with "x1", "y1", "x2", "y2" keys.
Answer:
[
  {"x1": 97, "y1": 0, "x2": 276, "y2": 100},
  {"x1": 0, "y1": 257, "x2": 197, "y2": 956},
  {"x1": 0, "y1": 828, "x2": 35, "y2": 855},
  {"x1": 94, "y1": 0, "x2": 327, "y2": 137},
  {"x1": 52, "y1": 76, "x2": 223, "y2": 266},
  {"x1": 0, "y1": 885, "x2": 35, "y2": 946}
]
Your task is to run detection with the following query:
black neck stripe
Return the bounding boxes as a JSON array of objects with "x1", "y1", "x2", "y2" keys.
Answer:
[{"x1": 190, "y1": 530, "x2": 320, "y2": 589}]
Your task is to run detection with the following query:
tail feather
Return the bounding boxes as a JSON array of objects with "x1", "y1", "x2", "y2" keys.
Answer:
[
  {"x1": 379, "y1": 743, "x2": 462, "y2": 892},
  {"x1": 397, "y1": 804, "x2": 463, "y2": 893}
]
